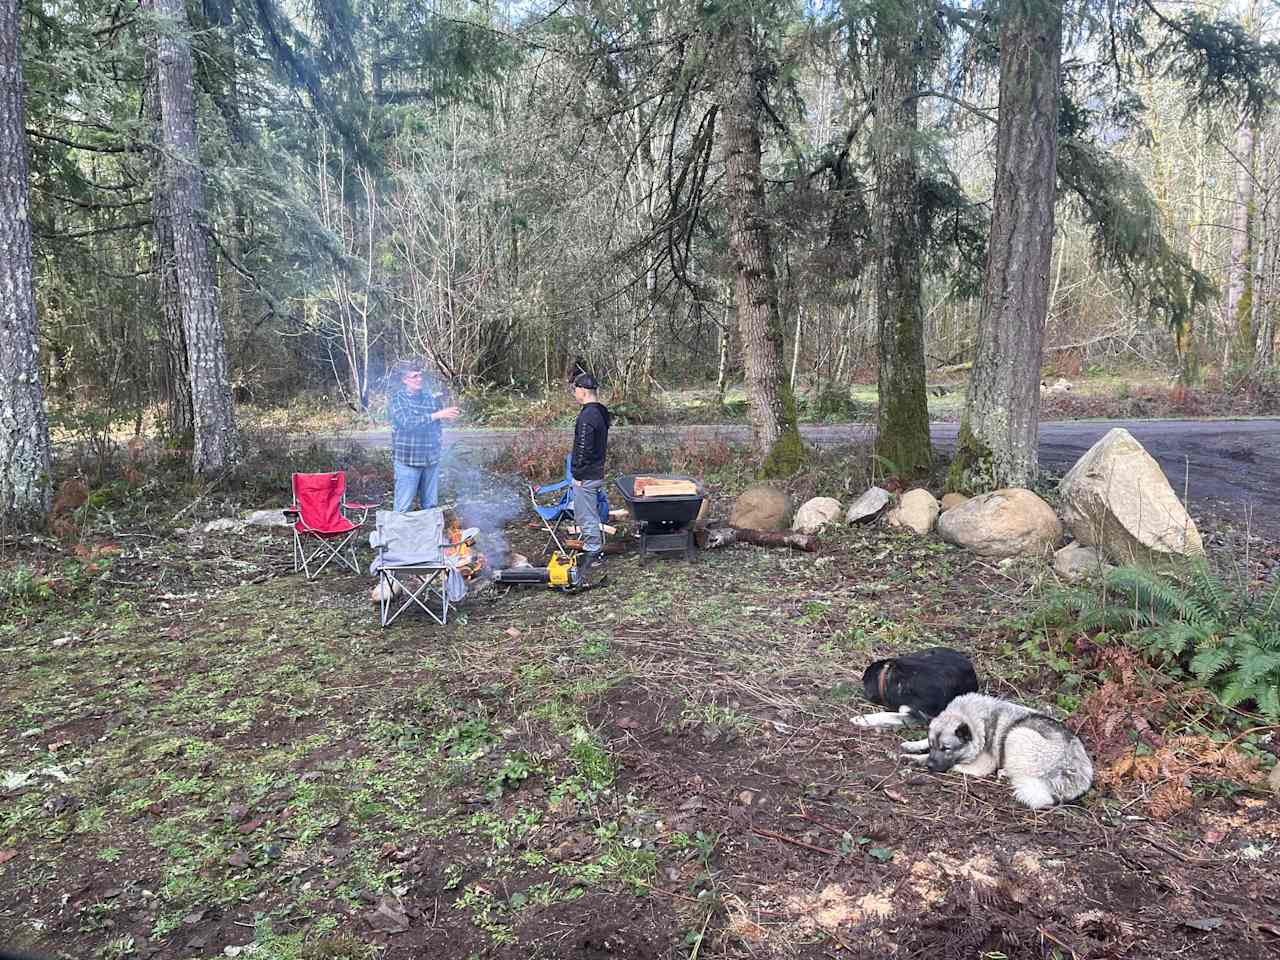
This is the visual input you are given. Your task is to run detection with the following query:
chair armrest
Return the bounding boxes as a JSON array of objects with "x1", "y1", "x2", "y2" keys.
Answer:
[
  {"x1": 344, "y1": 501, "x2": 376, "y2": 525},
  {"x1": 532, "y1": 478, "x2": 573, "y2": 496}
]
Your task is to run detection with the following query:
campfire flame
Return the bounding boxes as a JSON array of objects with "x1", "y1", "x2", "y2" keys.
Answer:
[{"x1": 444, "y1": 514, "x2": 485, "y2": 578}]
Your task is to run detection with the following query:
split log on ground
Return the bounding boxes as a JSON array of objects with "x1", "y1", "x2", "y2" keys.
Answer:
[{"x1": 696, "y1": 526, "x2": 819, "y2": 552}]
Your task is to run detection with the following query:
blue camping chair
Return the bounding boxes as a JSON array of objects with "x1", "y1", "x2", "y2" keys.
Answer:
[{"x1": 529, "y1": 454, "x2": 610, "y2": 555}]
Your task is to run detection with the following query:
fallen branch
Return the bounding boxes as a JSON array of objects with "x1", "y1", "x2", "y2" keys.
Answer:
[
  {"x1": 750, "y1": 825, "x2": 839, "y2": 857},
  {"x1": 696, "y1": 526, "x2": 819, "y2": 552}
]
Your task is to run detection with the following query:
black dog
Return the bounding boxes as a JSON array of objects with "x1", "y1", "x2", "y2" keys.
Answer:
[{"x1": 852, "y1": 647, "x2": 978, "y2": 727}]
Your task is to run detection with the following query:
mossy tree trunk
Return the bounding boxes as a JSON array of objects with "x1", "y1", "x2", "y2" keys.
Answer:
[
  {"x1": 871, "y1": 3, "x2": 931, "y2": 479},
  {"x1": 950, "y1": 0, "x2": 1061, "y2": 492},
  {"x1": 721, "y1": 18, "x2": 805, "y2": 477},
  {"x1": 0, "y1": 0, "x2": 52, "y2": 531},
  {"x1": 153, "y1": 0, "x2": 240, "y2": 475}
]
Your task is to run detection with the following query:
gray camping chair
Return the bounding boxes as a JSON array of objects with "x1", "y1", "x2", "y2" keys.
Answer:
[{"x1": 369, "y1": 509, "x2": 467, "y2": 627}]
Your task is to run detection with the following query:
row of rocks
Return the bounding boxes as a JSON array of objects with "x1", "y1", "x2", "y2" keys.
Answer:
[{"x1": 730, "y1": 428, "x2": 1204, "y2": 577}]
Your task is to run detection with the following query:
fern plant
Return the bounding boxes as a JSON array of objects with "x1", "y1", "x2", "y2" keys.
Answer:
[{"x1": 1030, "y1": 561, "x2": 1280, "y2": 721}]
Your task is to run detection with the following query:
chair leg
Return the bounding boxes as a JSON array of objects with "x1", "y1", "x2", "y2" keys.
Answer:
[
  {"x1": 302, "y1": 531, "x2": 360, "y2": 579},
  {"x1": 380, "y1": 568, "x2": 448, "y2": 627}
]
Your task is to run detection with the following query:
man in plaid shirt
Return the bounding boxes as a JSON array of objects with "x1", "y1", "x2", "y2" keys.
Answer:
[{"x1": 389, "y1": 361, "x2": 459, "y2": 511}]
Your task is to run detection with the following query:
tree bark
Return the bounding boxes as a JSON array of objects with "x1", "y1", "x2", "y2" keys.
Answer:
[
  {"x1": 152, "y1": 0, "x2": 239, "y2": 475},
  {"x1": 146, "y1": 41, "x2": 193, "y2": 443},
  {"x1": 950, "y1": 0, "x2": 1062, "y2": 492},
  {"x1": 872, "y1": 6, "x2": 932, "y2": 478},
  {"x1": 1223, "y1": 119, "x2": 1257, "y2": 370},
  {"x1": 720, "y1": 19, "x2": 805, "y2": 476},
  {"x1": 0, "y1": 0, "x2": 53, "y2": 530}
]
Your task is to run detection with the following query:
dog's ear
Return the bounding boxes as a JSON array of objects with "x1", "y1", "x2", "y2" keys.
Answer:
[{"x1": 953, "y1": 722, "x2": 972, "y2": 743}]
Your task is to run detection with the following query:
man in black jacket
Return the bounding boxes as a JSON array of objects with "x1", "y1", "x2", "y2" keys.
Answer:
[{"x1": 570, "y1": 373, "x2": 610, "y2": 566}]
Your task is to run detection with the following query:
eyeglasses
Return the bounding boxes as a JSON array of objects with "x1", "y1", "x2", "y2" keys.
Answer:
[{"x1": 404, "y1": 372, "x2": 423, "y2": 380}]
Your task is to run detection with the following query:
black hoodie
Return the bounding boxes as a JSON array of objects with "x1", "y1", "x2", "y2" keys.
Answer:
[{"x1": 571, "y1": 401, "x2": 610, "y2": 481}]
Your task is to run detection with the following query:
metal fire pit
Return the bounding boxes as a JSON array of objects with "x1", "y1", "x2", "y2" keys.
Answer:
[{"x1": 613, "y1": 474, "x2": 705, "y2": 562}]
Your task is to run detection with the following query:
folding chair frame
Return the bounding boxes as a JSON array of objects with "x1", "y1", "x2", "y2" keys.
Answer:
[
  {"x1": 287, "y1": 472, "x2": 376, "y2": 581},
  {"x1": 292, "y1": 521, "x2": 362, "y2": 579},
  {"x1": 528, "y1": 477, "x2": 574, "y2": 555},
  {"x1": 528, "y1": 455, "x2": 610, "y2": 557},
  {"x1": 376, "y1": 564, "x2": 451, "y2": 627}
]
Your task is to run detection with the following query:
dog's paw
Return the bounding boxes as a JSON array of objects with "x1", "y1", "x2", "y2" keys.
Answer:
[
  {"x1": 899, "y1": 752, "x2": 929, "y2": 765},
  {"x1": 900, "y1": 737, "x2": 929, "y2": 753}
]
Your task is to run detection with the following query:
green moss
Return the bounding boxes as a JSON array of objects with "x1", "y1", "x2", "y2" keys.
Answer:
[
  {"x1": 761, "y1": 427, "x2": 806, "y2": 477},
  {"x1": 760, "y1": 385, "x2": 808, "y2": 478},
  {"x1": 946, "y1": 420, "x2": 996, "y2": 494}
]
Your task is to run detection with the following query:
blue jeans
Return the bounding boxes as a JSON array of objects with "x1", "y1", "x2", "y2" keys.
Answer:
[
  {"x1": 393, "y1": 460, "x2": 441, "y2": 512},
  {"x1": 573, "y1": 478, "x2": 606, "y2": 553}
]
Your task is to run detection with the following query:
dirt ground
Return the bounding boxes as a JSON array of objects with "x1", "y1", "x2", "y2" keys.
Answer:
[{"x1": 2, "y1": 455, "x2": 1279, "y2": 960}]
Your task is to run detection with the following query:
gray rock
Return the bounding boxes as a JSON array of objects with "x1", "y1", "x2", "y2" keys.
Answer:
[
  {"x1": 1053, "y1": 543, "x2": 1111, "y2": 582},
  {"x1": 203, "y1": 518, "x2": 246, "y2": 534},
  {"x1": 245, "y1": 509, "x2": 291, "y2": 528},
  {"x1": 845, "y1": 486, "x2": 891, "y2": 523},
  {"x1": 792, "y1": 497, "x2": 842, "y2": 534},
  {"x1": 1058, "y1": 428, "x2": 1203, "y2": 565},
  {"x1": 886, "y1": 489, "x2": 940, "y2": 536}
]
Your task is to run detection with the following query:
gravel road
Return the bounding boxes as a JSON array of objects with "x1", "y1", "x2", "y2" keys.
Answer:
[{"x1": 328, "y1": 418, "x2": 1279, "y2": 533}]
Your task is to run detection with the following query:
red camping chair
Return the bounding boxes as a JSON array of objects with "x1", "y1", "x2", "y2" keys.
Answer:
[{"x1": 286, "y1": 472, "x2": 377, "y2": 579}]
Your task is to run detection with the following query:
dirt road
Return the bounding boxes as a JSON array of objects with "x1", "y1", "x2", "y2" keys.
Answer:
[{"x1": 334, "y1": 418, "x2": 1279, "y2": 529}]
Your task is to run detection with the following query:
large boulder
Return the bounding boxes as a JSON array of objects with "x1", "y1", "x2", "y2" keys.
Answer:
[
  {"x1": 792, "y1": 497, "x2": 842, "y2": 534},
  {"x1": 730, "y1": 485, "x2": 792, "y2": 531},
  {"x1": 940, "y1": 493, "x2": 969, "y2": 513},
  {"x1": 936, "y1": 488, "x2": 1062, "y2": 558},
  {"x1": 1058, "y1": 428, "x2": 1204, "y2": 565},
  {"x1": 885, "y1": 489, "x2": 940, "y2": 536},
  {"x1": 845, "y1": 486, "x2": 891, "y2": 524},
  {"x1": 1053, "y1": 543, "x2": 1111, "y2": 582}
]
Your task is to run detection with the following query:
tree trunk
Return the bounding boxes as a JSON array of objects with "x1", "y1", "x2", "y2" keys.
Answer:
[
  {"x1": 721, "y1": 20, "x2": 805, "y2": 476},
  {"x1": 872, "y1": 7, "x2": 932, "y2": 478},
  {"x1": 146, "y1": 41, "x2": 193, "y2": 443},
  {"x1": 0, "y1": 0, "x2": 52, "y2": 530},
  {"x1": 1255, "y1": 132, "x2": 1277, "y2": 368},
  {"x1": 152, "y1": 0, "x2": 239, "y2": 475},
  {"x1": 1222, "y1": 119, "x2": 1257, "y2": 371},
  {"x1": 950, "y1": 0, "x2": 1062, "y2": 492}
]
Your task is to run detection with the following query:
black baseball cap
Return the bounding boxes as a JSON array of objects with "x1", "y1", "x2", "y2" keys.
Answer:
[{"x1": 572, "y1": 373, "x2": 598, "y2": 390}]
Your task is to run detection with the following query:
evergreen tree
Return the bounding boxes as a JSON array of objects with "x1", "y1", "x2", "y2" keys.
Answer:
[{"x1": 0, "y1": 0, "x2": 53, "y2": 529}]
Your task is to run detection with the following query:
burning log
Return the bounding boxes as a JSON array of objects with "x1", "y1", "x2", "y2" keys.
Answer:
[
  {"x1": 443, "y1": 513, "x2": 486, "y2": 578},
  {"x1": 695, "y1": 525, "x2": 819, "y2": 553}
]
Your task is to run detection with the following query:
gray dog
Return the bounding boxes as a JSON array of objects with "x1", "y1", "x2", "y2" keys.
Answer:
[{"x1": 901, "y1": 693, "x2": 1093, "y2": 809}]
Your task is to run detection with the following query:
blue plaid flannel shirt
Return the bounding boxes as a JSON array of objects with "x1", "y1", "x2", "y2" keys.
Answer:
[{"x1": 389, "y1": 388, "x2": 443, "y2": 467}]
